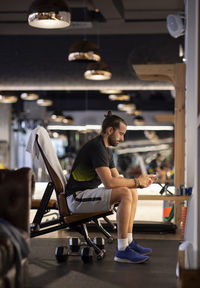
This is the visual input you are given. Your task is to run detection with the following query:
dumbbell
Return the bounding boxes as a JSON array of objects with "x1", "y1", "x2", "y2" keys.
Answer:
[
  {"x1": 69, "y1": 237, "x2": 81, "y2": 252},
  {"x1": 55, "y1": 237, "x2": 94, "y2": 263},
  {"x1": 81, "y1": 247, "x2": 93, "y2": 263},
  {"x1": 93, "y1": 237, "x2": 105, "y2": 250},
  {"x1": 55, "y1": 246, "x2": 69, "y2": 263}
]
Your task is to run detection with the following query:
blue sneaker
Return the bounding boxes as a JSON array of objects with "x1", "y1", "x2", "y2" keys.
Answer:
[
  {"x1": 114, "y1": 246, "x2": 149, "y2": 264},
  {"x1": 129, "y1": 240, "x2": 152, "y2": 256}
]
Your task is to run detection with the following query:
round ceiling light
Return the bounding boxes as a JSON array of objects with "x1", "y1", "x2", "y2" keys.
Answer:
[
  {"x1": 20, "y1": 92, "x2": 39, "y2": 101},
  {"x1": 37, "y1": 98, "x2": 53, "y2": 106},
  {"x1": 28, "y1": 0, "x2": 71, "y2": 29},
  {"x1": 84, "y1": 61, "x2": 112, "y2": 81},
  {"x1": 68, "y1": 40, "x2": 101, "y2": 62},
  {"x1": 0, "y1": 95, "x2": 18, "y2": 104}
]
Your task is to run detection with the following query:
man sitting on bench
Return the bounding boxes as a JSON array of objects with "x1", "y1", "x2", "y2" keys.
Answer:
[{"x1": 65, "y1": 111, "x2": 156, "y2": 264}]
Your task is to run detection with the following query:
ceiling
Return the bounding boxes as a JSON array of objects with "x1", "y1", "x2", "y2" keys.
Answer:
[{"x1": 0, "y1": 0, "x2": 185, "y2": 116}]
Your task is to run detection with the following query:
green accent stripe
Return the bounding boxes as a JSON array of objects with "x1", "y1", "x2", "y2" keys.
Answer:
[{"x1": 72, "y1": 167, "x2": 94, "y2": 182}]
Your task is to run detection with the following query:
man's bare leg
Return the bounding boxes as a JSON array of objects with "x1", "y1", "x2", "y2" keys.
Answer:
[
  {"x1": 110, "y1": 186, "x2": 132, "y2": 239},
  {"x1": 128, "y1": 188, "x2": 138, "y2": 233}
]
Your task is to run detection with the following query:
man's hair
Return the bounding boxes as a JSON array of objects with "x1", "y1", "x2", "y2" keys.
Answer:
[{"x1": 101, "y1": 110, "x2": 127, "y2": 134}]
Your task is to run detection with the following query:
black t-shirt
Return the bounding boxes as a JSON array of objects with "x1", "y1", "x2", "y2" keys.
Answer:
[{"x1": 65, "y1": 135, "x2": 115, "y2": 196}]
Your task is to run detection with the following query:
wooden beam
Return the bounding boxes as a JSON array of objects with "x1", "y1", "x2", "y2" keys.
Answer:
[
  {"x1": 133, "y1": 63, "x2": 186, "y2": 226},
  {"x1": 138, "y1": 195, "x2": 190, "y2": 201}
]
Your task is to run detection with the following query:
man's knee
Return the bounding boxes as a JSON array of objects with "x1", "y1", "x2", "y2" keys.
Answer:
[{"x1": 111, "y1": 186, "x2": 132, "y2": 203}]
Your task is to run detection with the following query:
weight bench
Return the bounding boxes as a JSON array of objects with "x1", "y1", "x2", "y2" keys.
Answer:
[{"x1": 27, "y1": 126, "x2": 115, "y2": 260}]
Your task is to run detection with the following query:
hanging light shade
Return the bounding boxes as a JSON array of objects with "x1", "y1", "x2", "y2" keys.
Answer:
[
  {"x1": 63, "y1": 115, "x2": 74, "y2": 124},
  {"x1": 68, "y1": 40, "x2": 101, "y2": 62},
  {"x1": 84, "y1": 61, "x2": 112, "y2": 80},
  {"x1": 37, "y1": 98, "x2": 53, "y2": 106},
  {"x1": 51, "y1": 111, "x2": 64, "y2": 122},
  {"x1": 117, "y1": 103, "x2": 136, "y2": 112},
  {"x1": 100, "y1": 89, "x2": 122, "y2": 94},
  {"x1": 133, "y1": 115, "x2": 145, "y2": 125},
  {"x1": 20, "y1": 92, "x2": 39, "y2": 101},
  {"x1": 28, "y1": 0, "x2": 71, "y2": 29},
  {"x1": 0, "y1": 94, "x2": 18, "y2": 104},
  {"x1": 109, "y1": 93, "x2": 130, "y2": 101}
]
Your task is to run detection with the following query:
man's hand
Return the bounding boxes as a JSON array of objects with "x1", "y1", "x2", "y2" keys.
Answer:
[{"x1": 137, "y1": 174, "x2": 157, "y2": 188}]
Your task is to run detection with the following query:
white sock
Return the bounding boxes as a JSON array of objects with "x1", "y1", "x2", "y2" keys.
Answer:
[
  {"x1": 117, "y1": 238, "x2": 128, "y2": 251},
  {"x1": 128, "y1": 233, "x2": 133, "y2": 244}
]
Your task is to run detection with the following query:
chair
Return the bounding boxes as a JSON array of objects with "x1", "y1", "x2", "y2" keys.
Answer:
[{"x1": 27, "y1": 126, "x2": 115, "y2": 260}]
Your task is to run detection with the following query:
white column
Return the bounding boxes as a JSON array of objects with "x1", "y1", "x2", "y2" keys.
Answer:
[{"x1": 184, "y1": 0, "x2": 199, "y2": 268}]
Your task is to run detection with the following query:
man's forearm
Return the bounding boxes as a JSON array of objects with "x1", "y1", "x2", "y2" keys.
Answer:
[{"x1": 104, "y1": 176, "x2": 138, "y2": 189}]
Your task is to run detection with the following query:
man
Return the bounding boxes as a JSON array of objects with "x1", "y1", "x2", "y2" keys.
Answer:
[
  {"x1": 66, "y1": 111, "x2": 156, "y2": 263},
  {"x1": 148, "y1": 153, "x2": 167, "y2": 183}
]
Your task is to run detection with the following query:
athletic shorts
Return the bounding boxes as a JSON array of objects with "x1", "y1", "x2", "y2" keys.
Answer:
[{"x1": 66, "y1": 187, "x2": 112, "y2": 213}]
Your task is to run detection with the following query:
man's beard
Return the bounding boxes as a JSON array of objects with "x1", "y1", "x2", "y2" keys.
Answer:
[{"x1": 108, "y1": 134, "x2": 118, "y2": 147}]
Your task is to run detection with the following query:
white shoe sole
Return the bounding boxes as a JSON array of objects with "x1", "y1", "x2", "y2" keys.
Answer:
[{"x1": 114, "y1": 256, "x2": 149, "y2": 264}]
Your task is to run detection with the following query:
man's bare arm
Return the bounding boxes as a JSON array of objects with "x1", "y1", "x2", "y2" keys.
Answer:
[{"x1": 96, "y1": 167, "x2": 156, "y2": 189}]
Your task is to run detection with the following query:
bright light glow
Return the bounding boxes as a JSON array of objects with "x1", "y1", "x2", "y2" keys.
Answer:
[
  {"x1": 117, "y1": 144, "x2": 170, "y2": 154},
  {"x1": 28, "y1": 11, "x2": 71, "y2": 29},
  {"x1": 47, "y1": 124, "x2": 174, "y2": 131}
]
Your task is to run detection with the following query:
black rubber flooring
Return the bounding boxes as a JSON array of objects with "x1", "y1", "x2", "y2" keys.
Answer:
[{"x1": 28, "y1": 237, "x2": 179, "y2": 288}]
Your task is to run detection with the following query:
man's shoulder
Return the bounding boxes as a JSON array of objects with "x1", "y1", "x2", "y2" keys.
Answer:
[{"x1": 87, "y1": 135, "x2": 102, "y2": 147}]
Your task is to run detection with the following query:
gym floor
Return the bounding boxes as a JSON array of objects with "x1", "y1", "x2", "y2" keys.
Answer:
[{"x1": 28, "y1": 227, "x2": 181, "y2": 288}]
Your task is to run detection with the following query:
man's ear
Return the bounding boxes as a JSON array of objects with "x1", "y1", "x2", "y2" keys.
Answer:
[{"x1": 106, "y1": 126, "x2": 113, "y2": 135}]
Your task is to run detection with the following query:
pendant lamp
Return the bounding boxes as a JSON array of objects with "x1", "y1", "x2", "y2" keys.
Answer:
[
  {"x1": 109, "y1": 93, "x2": 130, "y2": 101},
  {"x1": 28, "y1": 0, "x2": 71, "y2": 29},
  {"x1": 51, "y1": 111, "x2": 65, "y2": 122},
  {"x1": 0, "y1": 94, "x2": 18, "y2": 103},
  {"x1": 20, "y1": 93, "x2": 39, "y2": 101},
  {"x1": 68, "y1": 40, "x2": 101, "y2": 62},
  {"x1": 100, "y1": 89, "x2": 122, "y2": 94},
  {"x1": 37, "y1": 98, "x2": 53, "y2": 106},
  {"x1": 84, "y1": 61, "x2": 112, "y2": 80},
  {"x1": 133, "y1": 115, "x2": 145, "y2": 125}
]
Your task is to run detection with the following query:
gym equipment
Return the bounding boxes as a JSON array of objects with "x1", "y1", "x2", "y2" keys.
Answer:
[
  {"x1": 81, "y1": 247, "x2": 93, "y2": 263},
  {"x1": 93, "y1": 237, "x2": 105, "y2": 250},
  {"x1": 69, "y1": 237, "x2": 81, "y2": 252},
  {"x1": 55, "y1": 237, "x2": 96, "y2": 263},
  {"x1": 55, "y1": 246, "x2": 69, "y2": 262},
  {"x1": 27, "y1": 126, "x2": 115, "y2": 261}
]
